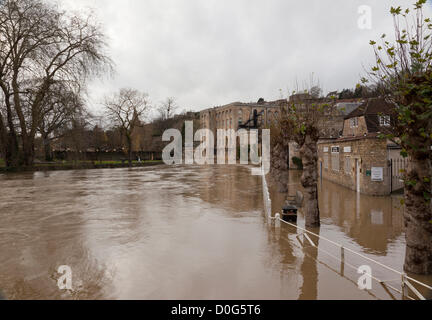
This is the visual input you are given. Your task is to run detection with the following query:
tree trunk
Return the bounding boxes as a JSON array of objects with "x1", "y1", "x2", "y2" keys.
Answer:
[
  {"x1": 0, "y1": 126, "x2": 8, "y2": 167},
  {"x1": 127, "y1": 136, "x2": 132, "y2": 168},
  {"x1": 300, "y1": 134, "x2": 320, "y2": 228},
  {"x1": 403, "y1": 157, "x2": 432, "y2": 274},
  {"x1": 2, "y1": 100, "x2": 21, "y2": 167},
  {"x1": 22, "y1": 136, "x2": 35, "y2": 166},
  {"x1": 270, "y1": 143, "x2": 289, "y2": 193},
  {"x1": 43, "y1": 135, "x2": 53, "y2": 162},
  {"x1": 5, "y1": 132, "x2": 20, "y2": 168}
]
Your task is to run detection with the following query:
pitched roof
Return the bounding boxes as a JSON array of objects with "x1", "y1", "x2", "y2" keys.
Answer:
[
  {"x1": 344, "y1": 97, "x2": 397, "y2": 133},
  {"x1": 345, "y1": 97, "x2": 395, "y2": 119},
  {"x1": 336, "y1": 101, "x2": 364, "y2": 116}
]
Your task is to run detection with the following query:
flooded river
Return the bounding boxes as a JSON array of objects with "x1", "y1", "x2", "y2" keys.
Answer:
[{"x1": 0, "y1": 165, "x2": 431, "y2": 300}]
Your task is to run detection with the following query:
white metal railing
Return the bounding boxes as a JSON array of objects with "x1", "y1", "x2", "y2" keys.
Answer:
[{"x1": 260, "y1": 167, "x2": 432, "y2": 301}]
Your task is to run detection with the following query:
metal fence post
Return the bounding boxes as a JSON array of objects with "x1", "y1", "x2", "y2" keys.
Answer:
[
  {"x1": 341, "y1": 246, "x2": 345, "y2": 264},
  {"x1": 340, "y1": 246, "x2": 345, "y2": 277},
  {"x1": 390, "y1": 159, "x2": 393, "y2": 193},
  {"x1": 275, "y1": 213, "x2": 281, "y2": 228}
]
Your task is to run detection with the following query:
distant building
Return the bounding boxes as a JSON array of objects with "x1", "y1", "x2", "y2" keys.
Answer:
[
  {"x1": 289, "y1": 93, "x2": 313, "y2": 102},
  {"x1": 199, "y1": 98, "x2": 286, "y2": 163},
  {"x1": 200, "y1": 98, "x2": 286, "y2": 133},
  {"x1": 326, "y1": 91, "x2": 339, "y2": 99},
  {"x1": 342, "y1": 97, "x2": 394, "y2": 138},
  {"x1": 318, "y1": 97, "x2": 406, "y2": 196}
]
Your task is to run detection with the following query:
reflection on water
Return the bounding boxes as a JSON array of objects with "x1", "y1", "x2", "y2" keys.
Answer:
[
  {"x1": 269, "y1": 170, "x2": 432, "y2": 299},
  {"x1": 0, "y1": 165, "x2": 431, "y2": 300},
  {"x1": 319, "y1": 179, "x2": 405, "y2": 256}
]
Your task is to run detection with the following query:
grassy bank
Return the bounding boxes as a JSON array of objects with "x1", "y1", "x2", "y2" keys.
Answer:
[{"x1": 0, "y1": 159, "x2": 164, "y2": 173}]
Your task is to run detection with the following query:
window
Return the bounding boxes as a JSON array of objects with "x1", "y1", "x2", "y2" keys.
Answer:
[
  {"x1": 329, "y1": 147, "x2": 340, "y2": 171},
  {"x1": 345, "y1": 157, "x2": 351, "y2": 175},
  {"x1": 350, "y1": 117, "x2": 359, "y2": 128},
  {"x1": 331, "y1": 146, "x2": 340, "y2": 154},
  {"x1": 332, "y1": 154, "x2": 340, "y2": 172},
  {"x1": 379, "y1": 115, "x2": 391, "y2": 127},
  {"x1": 324, "y1": 155, "x2": 329, "y2": 170}
]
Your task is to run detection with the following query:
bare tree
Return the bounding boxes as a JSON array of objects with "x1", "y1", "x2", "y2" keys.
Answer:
[
  {"x1": 0, "y1": 95, "x2": 8, "y2": 162},
  {"x1": 365, "y1": 0, "x2": 432, "y2": 274},
  {"x1": 103, "y1": 88, "x2": 150, "y2": 167},
  {"x1": 158, "y1": 97, "x2": 178, "y2": 120},
  {"x1": 38, "y1": 82, "x2": 84, "y2": 161},
  {"x1": 0, "y1": 0, "x2": 111, "y2": 167}
]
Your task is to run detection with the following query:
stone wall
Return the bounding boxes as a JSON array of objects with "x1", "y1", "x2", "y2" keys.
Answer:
[
  {"x1": 342, "y1": 116, "x2": 368, "y2": 137},
  {"x1": 318, "y1": 137, "x2": 391, "y2": 196}
]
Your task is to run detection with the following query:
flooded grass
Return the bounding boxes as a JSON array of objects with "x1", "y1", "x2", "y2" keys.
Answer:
[{"x1": 0, "y1": 160, "x2": 163, "y2": 172}]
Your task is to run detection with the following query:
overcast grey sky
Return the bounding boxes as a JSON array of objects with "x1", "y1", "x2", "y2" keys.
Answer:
[{"x1": 57, "y1": 0, "x2": 432, "y2": 115}]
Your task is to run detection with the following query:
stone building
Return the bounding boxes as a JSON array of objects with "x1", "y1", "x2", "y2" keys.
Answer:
[
  {"x1": 199, "y1": 99, "x2": 286, "y2": 161},
  {"x1": 200, "y1": 98, "x2": 286, "y2": 133},
  {"x1": 317, "y1": 97, "x2": 405, "y2": 196},
  {"x1": 199, "y1": 96, "x2": 363, "y2": 169},
  {"x1": 286, "y1": 97, "x2": 363, "y2": 169}
]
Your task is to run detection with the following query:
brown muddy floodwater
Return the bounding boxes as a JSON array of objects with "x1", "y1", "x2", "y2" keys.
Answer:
[{"x1": 0, "y1": 165, "x2": 431, "y2": 300}]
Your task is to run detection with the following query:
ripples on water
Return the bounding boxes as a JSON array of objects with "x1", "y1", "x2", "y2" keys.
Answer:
[{"x1": 0, "y1": 165, "x2": 431, "y2": 300}]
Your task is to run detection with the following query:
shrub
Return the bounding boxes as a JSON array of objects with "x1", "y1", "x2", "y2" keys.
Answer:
[{"x1": 292, "y1": 156, "x2": 303, "y2": 170}]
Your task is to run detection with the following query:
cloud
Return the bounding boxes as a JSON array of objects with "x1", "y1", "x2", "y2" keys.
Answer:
[{"x1": 56, "y1": 0, "x2": 432, "y2": 114}]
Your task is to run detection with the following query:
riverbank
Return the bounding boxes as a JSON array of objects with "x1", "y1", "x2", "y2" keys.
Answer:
[{"x1": 0, "y1": 160, "x2": 164, "y2": 173}]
